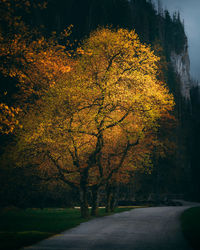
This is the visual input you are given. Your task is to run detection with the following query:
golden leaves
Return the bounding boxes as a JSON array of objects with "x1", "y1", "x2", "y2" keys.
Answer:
[{"x1": 0, "y1": 103, "x2": 21, "y2": 134}]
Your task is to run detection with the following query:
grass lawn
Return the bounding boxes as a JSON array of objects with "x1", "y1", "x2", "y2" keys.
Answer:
[
  {"x1": 0, "y1": 207, "x2": 134, "y2": 250},
  {"x1": 181, "y1": 206, "x2": 200, "y2": 250}
]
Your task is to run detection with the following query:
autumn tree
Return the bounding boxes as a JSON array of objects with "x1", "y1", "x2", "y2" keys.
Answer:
[
  {"x1": 0, "y1": 0, "x2": 73, "y2": 134},
  {"x1": 9, "y1": 27, "x2": 174, "y2": 218},
  {"x1": 0, "y1": 0, "x2": 40, "y2": 133}
]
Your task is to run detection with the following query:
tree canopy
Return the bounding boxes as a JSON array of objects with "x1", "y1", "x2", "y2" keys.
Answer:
[{"x1": 9, "y1": 27, "x2": 175, "y2": 217}]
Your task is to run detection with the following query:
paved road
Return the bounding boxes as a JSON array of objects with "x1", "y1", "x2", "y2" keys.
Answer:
[{"x1": 24, "y1": 202, "x2": 199, "y2": 250}]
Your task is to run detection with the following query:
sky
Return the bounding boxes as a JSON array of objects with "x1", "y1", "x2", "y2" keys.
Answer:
[{"x1": 159, "y1": 0, "x2": 200, "y2": 82}]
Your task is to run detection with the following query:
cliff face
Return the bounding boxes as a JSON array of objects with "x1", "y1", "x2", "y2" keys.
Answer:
[{"x1": 170, "y1": 45, "x2": 191, "y2": 100}]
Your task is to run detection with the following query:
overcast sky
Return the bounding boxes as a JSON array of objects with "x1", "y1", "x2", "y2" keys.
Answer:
[{"x1": 158, "y1": 0, "x2": 200, "y2": 82}]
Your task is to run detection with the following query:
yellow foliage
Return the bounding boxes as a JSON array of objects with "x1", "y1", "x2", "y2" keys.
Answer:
[{"x1": 16, "y1": 28, "x2": 175, "y2": 188}]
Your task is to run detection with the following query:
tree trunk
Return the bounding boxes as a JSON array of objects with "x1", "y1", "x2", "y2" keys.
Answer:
[
  {"x1": 105, "y1": 184, "x2": 112, "y2": 213},
  {"x1": 110, "y1": 185, "x2": 119, "y2": 212},
  {"x1": 80, "y1": 187, "x2": 89, "y2": 218},
  {"x1": 105, "y1": 184, "x2": 118, "y2": 213},
  {"x1": 80, "y1": 170, "x2": 89, "y2": 218},
  {"x1": 91, "y1": 185, "x2": 99, "y2": 216},
  {"x1": 110, "y1": 194, "x2": 115, "y2": 212}
]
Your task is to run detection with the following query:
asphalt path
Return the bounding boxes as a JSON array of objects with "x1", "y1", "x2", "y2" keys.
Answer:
[{"x1": 24, "y1": 201, "x2": 199, "y2": 250}]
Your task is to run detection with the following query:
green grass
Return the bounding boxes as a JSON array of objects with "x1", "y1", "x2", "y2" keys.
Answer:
[
  {"x1": 0, "y1": 207, "x2": 134, "y2": 250},
  {"x1": 181, "y1": 206, "x2": 200, "y2": 250}
]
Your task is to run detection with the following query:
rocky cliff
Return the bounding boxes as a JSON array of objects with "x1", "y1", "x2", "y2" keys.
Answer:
[{"x1": 170, "y1": 45, "x2": 191, "y2": 100}]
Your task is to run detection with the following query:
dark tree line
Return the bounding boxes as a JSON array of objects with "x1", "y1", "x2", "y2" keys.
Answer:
[
  {"x1": 34, "y1": 0, "x2": 187, "y2": 57},
  {"x1": 189, "y1": 86, "x2": 200, "y2": 200}
]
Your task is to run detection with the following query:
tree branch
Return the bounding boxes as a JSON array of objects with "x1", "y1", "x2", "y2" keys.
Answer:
[
  {"x1": 101, "y1": 111, "x2": 129, "y2": 131},
  {"x1": 45, "y1": 150, "x2": 79, "y2": 189}
]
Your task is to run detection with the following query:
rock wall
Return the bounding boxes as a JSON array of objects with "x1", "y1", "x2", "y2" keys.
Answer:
[{"x1": 170, "y1": 45, "x2": 191, "y2": 100}]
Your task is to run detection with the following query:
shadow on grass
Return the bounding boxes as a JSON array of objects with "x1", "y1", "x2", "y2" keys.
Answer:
[{"x1": 181, "y1": 206, "x2": 200, "y2": 250}]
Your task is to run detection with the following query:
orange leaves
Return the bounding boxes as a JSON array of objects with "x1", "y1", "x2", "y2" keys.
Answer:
[
  {"x1": 0, "y1": 103, "x2": 21, "y2": 134},
  {"x1": 0, "y1": 23, "x2": 73, "y2": 109},
  {"x1": 0, "y1": 0, "x2": 73, "y2": 117},
  {"x1": 77, "y1": 48, "x2": 85, "y2": 55},
  {"x1": 25, "y1": 45, "x2": 71, "y2": 86}
]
